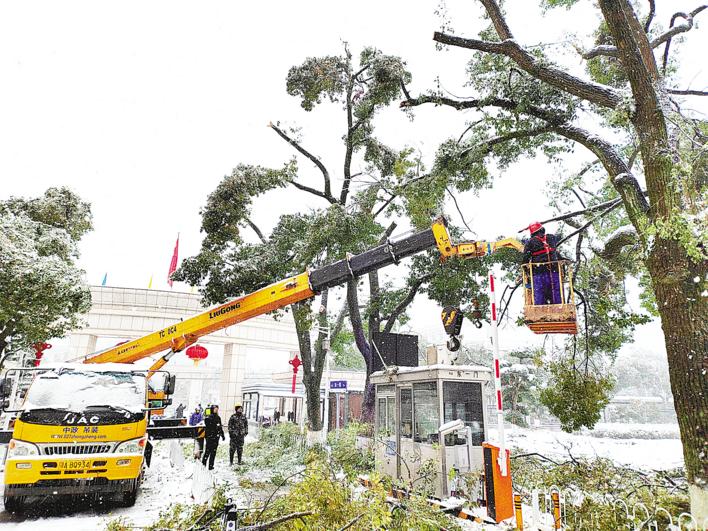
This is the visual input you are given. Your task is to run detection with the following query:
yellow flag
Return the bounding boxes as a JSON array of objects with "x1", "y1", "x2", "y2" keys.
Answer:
[{"x1": 148, "y1": 275, "x2": 153, "y2": 289}]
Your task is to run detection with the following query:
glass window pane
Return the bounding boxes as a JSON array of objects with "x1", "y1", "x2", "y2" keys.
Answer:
[
  {"x1": 400, "y1": 389, "x2": 412, "y2": 438},
  {"x1": 377, "y1": 397, "x2": 387, "y2": 434},
  {"x1": 443, "y1": 381, "x2": 485, "y2": 446},
  {"x1": 387, "y1": 397, "x2": 395, "y2": 433},
  {"x1": 413, "y1": 382, "x2": 439, "y2": 443}
]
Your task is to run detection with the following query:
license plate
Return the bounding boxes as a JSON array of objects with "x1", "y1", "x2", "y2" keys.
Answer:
[{"x1": 60, "y1": 459, "x2": 92, "y2": 470}]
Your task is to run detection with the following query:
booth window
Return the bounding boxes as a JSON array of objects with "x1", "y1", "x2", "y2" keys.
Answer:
[
  {"x1": 400, "y1": 388, "x2": 412, "y2": 438},
  {"x1": 377, "y1": 385, "x2": 395, "y2": 436},
  {"x1": 443, "y1": 381, "x2": 485, "y2": 445},
  {"x1": 413, "y1": 382, "x2": 439, "y2": 443}
]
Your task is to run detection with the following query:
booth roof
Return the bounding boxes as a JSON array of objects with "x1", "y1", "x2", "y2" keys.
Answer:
[{"x1": 370, "y1": 363, "x2": 492, "y2": 378}]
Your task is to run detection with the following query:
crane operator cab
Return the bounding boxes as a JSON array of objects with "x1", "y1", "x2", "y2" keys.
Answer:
[{"x1": 520, "y1": 222, "x2": 577, "y2": 335}]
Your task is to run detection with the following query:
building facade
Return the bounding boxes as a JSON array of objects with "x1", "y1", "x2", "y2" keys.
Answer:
[{"x1": 59, "y1": 286, "x2": 300, "y2": 413}]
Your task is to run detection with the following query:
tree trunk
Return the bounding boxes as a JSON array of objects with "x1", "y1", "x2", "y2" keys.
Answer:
[
  {"x1": 648, "y1": 240, "x2": 708, "y2": 518},
  {"x1": 292, "y1": 302, "x2": 322, "y2": 432},
  {"x1": 346, "y1": 279, "x2": 375, "y2": 422},
  {"x1": 596, "y1": 0, "x2": 708, "y2": 517}
]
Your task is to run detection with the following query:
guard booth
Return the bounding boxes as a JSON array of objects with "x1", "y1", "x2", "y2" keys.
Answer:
[{"x1": 371, "y1": 364, "x2": 492, "y2": 498}]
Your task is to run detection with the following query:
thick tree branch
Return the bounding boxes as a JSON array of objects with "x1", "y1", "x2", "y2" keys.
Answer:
[
  {"x1": 401, "y1": 93, "x2": 568, "y2": 125},
  {"x1": 644, "y1": 0, "x2": 656, "y2": 33},
  {"x1": 239, "y1": 511, "x2": 314, "y2": 530},
  {"x1": 245, "y1": 218, "x2": 266, "y2": 244},
  {"x1": 382, "y1": 273, "x2": 434, "y2": 333},
  {"x1": 340, "y1": 64, "x2": 356, "y2": 205},
  {"x1": 331, "y1": 305, "x2": 349, "y2": 344},
  {"x1": 434, "y1": 9, "x2": 622, "y2": 108},
  {"x1": 459, "y1": 125, "x2": 555, "y2": 158},
  {"x1": 290, "y1": 180, "x2": 336, "y2": 203},
  {"x1": 367, "y1": 222, "x2": 398, "y2": 337},
  {"x1": 346, "y1": 279, "x2": 371, "y2": 367},
  {"x1": 549, "y1": 122, "x2": 650, "y2": 232},
  {"x1": 591, "y1": 226, "x2": 640, "y2": 261},
  {"x1": 268, "y1": 122, "x2": 335, "y2": 203},
  {"x1": 582, "y1": 4, "x2": 707, "y2": 61},
  {"x1": 667, "y1": 89, "x2": 708, "y2": 96},
  {"x1": 557, "y1": 200, "x2": 624, "y2": 246}
]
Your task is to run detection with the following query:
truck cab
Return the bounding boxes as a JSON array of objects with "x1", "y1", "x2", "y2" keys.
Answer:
[{"x1": 1, "y1": 363, "x2": 156, "y2": 512}]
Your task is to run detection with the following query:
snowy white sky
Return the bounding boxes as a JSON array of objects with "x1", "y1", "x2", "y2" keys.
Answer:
[{"x1": 1, "y1": 1, "x2": 705, "y2": 357}]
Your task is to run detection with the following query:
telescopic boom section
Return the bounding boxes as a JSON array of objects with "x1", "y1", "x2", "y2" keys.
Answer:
[{"x1": 83, "y1": 218, "x2": 522, "y2": 366}]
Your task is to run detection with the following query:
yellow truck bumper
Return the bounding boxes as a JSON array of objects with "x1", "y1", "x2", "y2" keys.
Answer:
[{"x1": 4, "y1": 455, "x2": 143, "y2": 495}]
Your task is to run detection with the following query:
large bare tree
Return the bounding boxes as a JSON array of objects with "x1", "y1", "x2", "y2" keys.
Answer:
[{"x1": 402, "y1": 0, "x2": 707, "y2": 516}]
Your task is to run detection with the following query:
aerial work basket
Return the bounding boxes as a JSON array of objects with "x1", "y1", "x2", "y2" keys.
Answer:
[{"x1": 521, "y1": 259, "x2": 578, "y2": 335}]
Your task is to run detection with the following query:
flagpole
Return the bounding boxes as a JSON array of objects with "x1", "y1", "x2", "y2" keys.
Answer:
[{"x1": 168, "y1": 233, "x2": 180, "y2": 290}]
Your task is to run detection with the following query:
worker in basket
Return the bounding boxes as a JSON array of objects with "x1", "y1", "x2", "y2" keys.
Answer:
[{"x1": 523, "y1": 222, "x2": 564, "y2": 305}]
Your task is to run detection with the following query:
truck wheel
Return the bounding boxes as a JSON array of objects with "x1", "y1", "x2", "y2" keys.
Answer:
[
  {"x1": 122, "y1": 481, "x2": 138, "y2": 507},
  {"x1": 4, "y1": 495, "x2": 24, "y2": 513}
]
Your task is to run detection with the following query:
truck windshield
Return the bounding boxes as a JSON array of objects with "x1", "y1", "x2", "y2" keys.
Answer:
[{"x1": 23, "y1": 368, "x2": 146, "y2": 413}]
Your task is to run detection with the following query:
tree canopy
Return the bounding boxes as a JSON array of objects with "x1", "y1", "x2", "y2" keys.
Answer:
[{"x1": 0, "y1": 187, "x2": 93, "y2": 366}]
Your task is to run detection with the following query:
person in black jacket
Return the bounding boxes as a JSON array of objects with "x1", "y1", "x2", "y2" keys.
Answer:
[
  {"x1": 522, "y1": 222, "x2": 563, "y2": 305},
  {"x1": 201, "y1": 405, "x2": 225, "y2": 470},
  {"x1": 228, "y1": 404, "x2": 249, "y2": 465}
]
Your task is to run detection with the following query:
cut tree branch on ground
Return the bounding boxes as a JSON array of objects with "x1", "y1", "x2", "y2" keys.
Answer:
[{"x1": 238, "y1": 511, "x2": 314, "y2": 531}]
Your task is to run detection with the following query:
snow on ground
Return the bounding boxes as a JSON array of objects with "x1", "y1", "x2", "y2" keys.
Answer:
[
  {"x1": 489, "y1": 424, "x2": 684, "y2": 471},
  {"x1": 0, "y1": 437, "x2": 256, "y2": 530},
  {"x1": 0, "y1": 427, "x2": 683, "y2": 529}
]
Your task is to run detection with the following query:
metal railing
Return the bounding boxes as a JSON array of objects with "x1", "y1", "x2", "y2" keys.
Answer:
[
  {"x1": 521, "y1": 259, "x2": 576, "y2": 307},
  {"x1": 515, "y1": 487, "x2": 706, "y2": 530}
]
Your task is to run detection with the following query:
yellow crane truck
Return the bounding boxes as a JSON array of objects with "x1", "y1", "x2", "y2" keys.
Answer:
[{"x1": 0, "y1": 363, "x2": 175, "y2": 511}]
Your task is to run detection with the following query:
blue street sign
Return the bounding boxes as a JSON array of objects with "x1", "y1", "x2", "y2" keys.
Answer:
[{"x1": 330, "y1": 380, "x2": 347, "y2": 390}]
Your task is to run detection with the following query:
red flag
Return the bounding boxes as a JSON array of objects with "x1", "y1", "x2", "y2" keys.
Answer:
[{"x1": 167, "y1": 234, "x2": 179, "y2": 288}]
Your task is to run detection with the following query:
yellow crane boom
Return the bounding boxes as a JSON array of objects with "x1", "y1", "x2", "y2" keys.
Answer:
[{"x1": 83, "y1": 217, "x2": 522, "y2": 370}]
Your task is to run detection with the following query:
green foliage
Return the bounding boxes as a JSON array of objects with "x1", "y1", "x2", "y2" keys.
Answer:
[
  {"x1": 327, "y1": 421, "x2": 374, "y2": 480},
  {"x1": 331, "y1": 327, "x2": 366, "y2": 369},
  {"x1": 0, "y1": 188, "x2": 93, "y2": 360},
  {"x1": 239, "y1": 422, "x2": 305, "y2": 478},
  {"x1": 246, "y1": 461, "x2": 459, "y2": 531},
  {"x1": 200, "y1": 162, "x2": 296, "y2": 250},
  {"x1": 107, "y1": 485, "x2": 229, "y2": 531},
  {"x1": 585, "y1": 22, "x2": 628, "y2": 88},
  {"x1": 287, "y1": 55, "x2": 349, "y2": 111},
  {"x1": 501, "y1": 349, "x2": 547, "y2": 426},
  {"x1": 512, "y1": 454, "x2": 689, "y2": 530},
  {"x1": 540, "y1": 358, "x2": 614, "y2": 432},
  {"x1": 540, "y1": 0, "x2": 579, "y2": 9}
]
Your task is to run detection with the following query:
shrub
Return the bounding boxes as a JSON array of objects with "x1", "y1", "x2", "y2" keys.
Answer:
[{"x1": 327, "y1": 421, "x2": 375, "y2": 479}]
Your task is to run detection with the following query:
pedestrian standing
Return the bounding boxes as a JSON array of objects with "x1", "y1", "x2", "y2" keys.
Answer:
[
  {"x1": 175, "y1": 403, "x2": 185, "y2": 418},
  {"x1": 189, "y1": 407, "x2": 204, "y2": 459},
  {"x1": 201, "y1": 405, "x2": 225, "y2": 470},
  {"x1": 228, "y1": 404, "x2": 249, "y2": 465}
]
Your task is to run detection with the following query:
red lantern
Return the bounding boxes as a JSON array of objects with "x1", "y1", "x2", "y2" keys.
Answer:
[
  {"x1": 185, "y1": 345, "x2": 208, "y2": 367},
  {"x1": 288, "y1": 354, "x2": 301, "y2": 394},
  {"x1": 32, "y1": 343, "x2": 52, "y2": 367}
]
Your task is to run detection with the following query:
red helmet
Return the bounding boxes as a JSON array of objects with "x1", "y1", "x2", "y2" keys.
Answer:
[{"x1": 528, "y1": 222, "x2": 543, "y2": 234}]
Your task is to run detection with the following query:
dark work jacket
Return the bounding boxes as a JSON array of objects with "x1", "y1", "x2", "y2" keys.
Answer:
[
  {"x1": 522, "y1": 233, "x2": 563, "y2": 272},
  {"x1": 228, "y1": 413, "x2": 249, "y2": 439},
  {"x1": 204, "y1": 413, "x2": 225, "y2": 442}
]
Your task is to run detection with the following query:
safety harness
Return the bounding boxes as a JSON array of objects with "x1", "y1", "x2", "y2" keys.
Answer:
[{"x1": 531, "y1": 235, "x2": 555, "y2": 258}]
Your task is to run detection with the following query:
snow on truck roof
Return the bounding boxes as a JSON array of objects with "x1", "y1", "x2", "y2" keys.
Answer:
[{"x1": 38, "y1": 362, "x2": 148, "y2": 373}]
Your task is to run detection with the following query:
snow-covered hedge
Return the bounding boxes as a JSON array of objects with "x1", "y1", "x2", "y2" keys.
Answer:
[{"x1": 586, "y1": 423, "x2": 680, "y2": 440}]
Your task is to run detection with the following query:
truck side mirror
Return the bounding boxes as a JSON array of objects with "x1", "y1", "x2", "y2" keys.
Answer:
[
  {"x1": 0, "y1": 378, "x2": 12, "y2": 399},
  {"x1": 165, "y1": 375, "x2": 176, "y2": 395}
]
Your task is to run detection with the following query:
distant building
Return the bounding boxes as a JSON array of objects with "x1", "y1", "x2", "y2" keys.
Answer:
[{"x1": 58, "y1": 286, "x2": 299, "y2": 413}]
